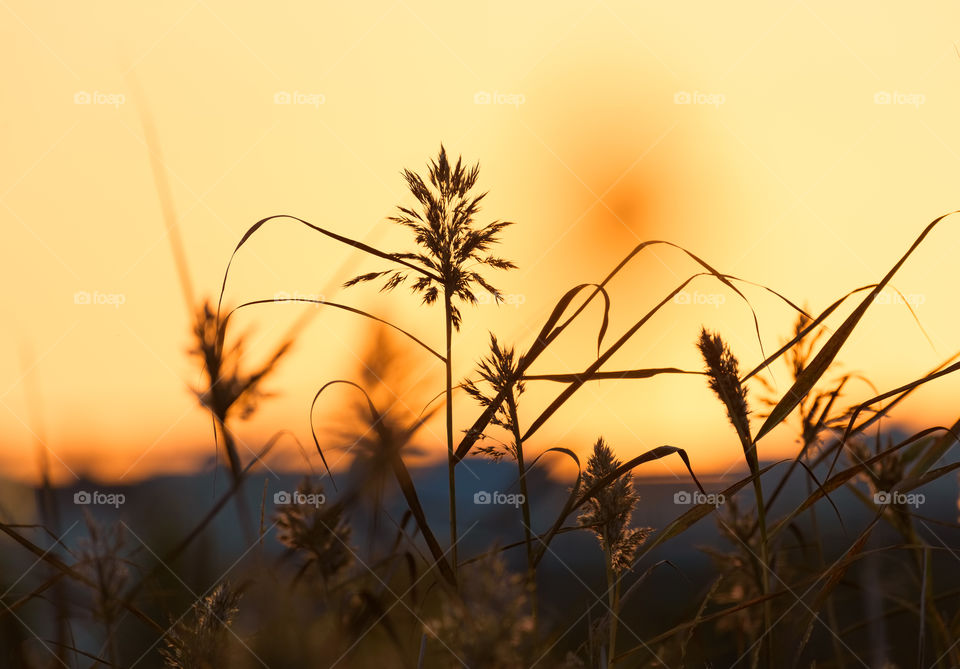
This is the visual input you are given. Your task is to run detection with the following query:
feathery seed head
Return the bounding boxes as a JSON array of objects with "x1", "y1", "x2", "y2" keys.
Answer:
[
  {"x1": 424, "y1": 552, "x2": 533, "y2": 667},
  {"x1": 345, "y1": 146, "x2": 516, "y2": 329},
  {"x1": 697, "y1": 328, "x2": 753, "y2": 454},
  {"x1": 463, "y1": 333, "x2": 524, "y2": 460},
  {"x1": 76, "y1": 517, "x2": 129, "y2": 626},
  {"x1": 578, "y1": 438, "x2": 650, "y2": 574},
  {"x1": 160, "y1": 582, "x2": 241, "y2": 669},
  {"x1": 274, "y1": 478, "x2": 353, "y2": 583}
]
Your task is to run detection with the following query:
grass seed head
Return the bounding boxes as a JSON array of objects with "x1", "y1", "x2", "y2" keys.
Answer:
[
  {"x1": 160, "y1": 582, "x2": 241, "y2": 669},
  {"x1": 76, "y1": 517, "x2": 129, "y2": 626},
  {"x1": 424, "y1": 552, "x2": 533, "y2": 668},
  {"x1": 345, "y1": 146, "x2": 516, "y2": 329},
  {"x1": 274, "y1": 478, "x2": 353, "y2": 583},
  {"x1": 698, "y1": 328, "x2": 753, "y2": 456},
  {"x1": 192, "y1": 300, "x2": 291, "y2": 423},
  {"x1": 463, "y1": 333, "x2": 524, "y2": 460},
  {"x1": 578, "y1": 438, "x2": 651, "y2": 573}
]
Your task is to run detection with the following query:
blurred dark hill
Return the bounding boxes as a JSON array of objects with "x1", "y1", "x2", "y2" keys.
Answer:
[{"x1": 1, "y1": 454, "x2": 957, "y2": 665}]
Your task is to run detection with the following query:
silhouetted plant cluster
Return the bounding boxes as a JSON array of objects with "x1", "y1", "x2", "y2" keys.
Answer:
[{"x1": 2, "y1": 149, "x2": 960, "y2": 669}]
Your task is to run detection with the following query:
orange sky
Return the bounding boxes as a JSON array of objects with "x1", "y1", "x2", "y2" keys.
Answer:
[{"x1": 2, "y1": 1, "x2": 960, "y2": 484}]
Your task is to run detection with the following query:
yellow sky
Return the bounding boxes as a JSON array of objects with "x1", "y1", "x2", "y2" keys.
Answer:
[{"x1": 2, "y1": 1, "x2": 960, "y2": 484}]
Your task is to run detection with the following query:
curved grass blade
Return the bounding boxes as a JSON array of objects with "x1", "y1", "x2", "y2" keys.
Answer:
[
  {"x1": 217, "y1": 214, "x2": 441, "y2": 323},
  {"x1": 520, "y1": 276, "x2": 710, "y2": 442},
  {"x1": 825, "y1": 359, "x2": 960, "y2": 477},
  {"x1": 455, "y1": 282, "x2": 613, "y2": 460},
  {"x1": 309, "y1": 380, "x2": 455, "y2": 585},
  {"x1": 226, "y1": 298, "x2": 445, "y2": 363},
  {"x1": 754, "y1": 211, "x2": 960, "y2": 443},
  {"x1": 522, "y1": 368, "x2": 701, "y2": 383},
  {"x1": 909, "y1": 415, "x2": 960, "y2": 478},
  {"x1": 532, "y1": 445, "x2": 704, "y2": 567},
  {"x1": 523, "y1": 447, "x2": 582, "y2": 568},
  {"x1": 0, "y1": 522, "x2": 163, "y2": 633},
  {"x1": 456, "y1": 258, "x2": 800, "y2": 460},
  {"x1": 770, "y1": 426, "x2": 956, "y2": 537},
  {"x1": 741, "y1": 284, "x2": 876, "y2": 383},
  {"x1": 636, "y1": 461, "x2": 784, "y2": 559}
]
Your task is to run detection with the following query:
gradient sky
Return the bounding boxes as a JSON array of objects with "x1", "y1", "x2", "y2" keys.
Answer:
[{"x1": 2, "y1": 1, "x2": 960, "y2": 484}]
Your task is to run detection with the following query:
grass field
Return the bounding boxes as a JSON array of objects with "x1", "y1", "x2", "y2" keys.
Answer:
[{"x1": 2, "y1": 144, "x2": 960, "y2": 668}]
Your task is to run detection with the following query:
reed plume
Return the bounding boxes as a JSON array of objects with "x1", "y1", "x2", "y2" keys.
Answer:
[
  {"x1": 424, "y1": 552, "x2": 533, "y2": 668},
  {"x1": 345, "y1": 146, "x2": 516, "y2": 579},
  {"x1": 160, "y1": 582, "x2": 242, "y2": 669},
  {"x1": 578, "y1": 438, "x2": 650, "y2": 666},
  {"x1": 697, "y1": 327, "x2": 772, "y2": 663},
  {"x1": 274, "y1": 478, "x2": 353, "y2": 585}
]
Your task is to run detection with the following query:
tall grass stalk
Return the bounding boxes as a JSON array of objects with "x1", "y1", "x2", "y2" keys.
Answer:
[
  {"x1": 346, "y1": 146, "x2": 515, "y2": 580},
  {"x1": 697, "y1": 328, "x2": 772, "y2": 663},
  {"x1": 464, "y1": 335, "x2": 537, "y2": 621},
  {"x1": 579, "y1": 438, "x2": 649, "y2": 667},
  {"x1": 444, "y1": 288, "x2": 457, "y2": 576}
]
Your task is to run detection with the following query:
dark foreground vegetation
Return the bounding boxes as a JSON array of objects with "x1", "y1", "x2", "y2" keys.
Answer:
[{"x1": 3, "y1": 148, "x2": 960, "y2": 668}]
